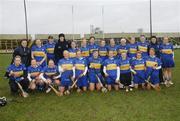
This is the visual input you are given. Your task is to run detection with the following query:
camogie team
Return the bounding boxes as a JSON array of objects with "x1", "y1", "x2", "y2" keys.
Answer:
[{"x1": 5, "y1": 34, "x2": 175, "y2": 97}]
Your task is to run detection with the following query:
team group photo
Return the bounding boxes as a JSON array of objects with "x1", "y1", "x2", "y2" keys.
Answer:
[{"x1": 0, "y1": 0, "x2": 180, "y2": 121}]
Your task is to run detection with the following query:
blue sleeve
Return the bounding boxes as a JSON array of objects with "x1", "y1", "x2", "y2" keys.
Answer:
[
  {"x1": 31, "y1": 45, "x2": 35, "y2": 52},
  {"x1": 6, "y1": 65, "x2": 12, "y2": 72}
]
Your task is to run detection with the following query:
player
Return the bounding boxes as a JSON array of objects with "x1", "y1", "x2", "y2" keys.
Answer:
[
  {"x1": 119, "y1": 52, "x2": 133, "y2": 92},
  {"x1": 58, "y1": 50, "x2": 75, "y2": 95},
  {"x1": 88, "y1": 36, "x2": 98, "y2": 56},
  {"x1": 27, "y1": 59, "x2": 44, "y2": 91},
  {"x1": 80, "y1": 38, "x2": 90, "y2": 59},
  {"x1": 128, "y1": 37, "x2": 138, "y2": 59},
  {"x1": 159, "y1": 37, "x2": 175, "y2": 86},
  {"x1": 6, "y1": 56, "x2": 29, "y2": 95},
  {"x1": 98, "y1": 39, "x2": 108, "y2": 61},
  {"x1": 88, "y1": 50, "x2": 103, "y2": 91},
  {"x1": 137, "y1": 35, "x2": 149, "y2": 58},
  {"x1": 103, "y1": 50, "x2": 120, "y2": 91},
  {"x1": 131, "y1": 52, "x2": 146, "y2": 89},
  {"x1": 74, "y1": 50, "x2": 88, "y2": 92},
  {"x1": 31, "y1": 39, "x2": 47, "y2": 67},
  {"x1": 40, "y1": 59, "x2": 60, "y2": 93},
  {"x1": 146, "y1": 48, "x2": 162, "y2": 89},
  {"x1": 44, "y1": 35, "x2": 56, "y2": 62}
]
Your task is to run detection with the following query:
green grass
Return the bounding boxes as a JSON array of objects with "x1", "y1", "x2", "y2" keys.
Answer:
[{"x1": 0, "y1": 51, "x2": 180, "y2": 121}]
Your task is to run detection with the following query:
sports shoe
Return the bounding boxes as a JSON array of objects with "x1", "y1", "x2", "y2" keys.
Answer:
[{"x1": 46, "y1": 88, "x2": 51, "y2": 93}]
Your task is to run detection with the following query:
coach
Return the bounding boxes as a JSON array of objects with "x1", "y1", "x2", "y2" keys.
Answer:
[
  {"x1": 12, "y1": 39, "x2": 31, "y2": 67},
  {"x1": 54, "y1": 33, "x2": 70, "y2": 64}
]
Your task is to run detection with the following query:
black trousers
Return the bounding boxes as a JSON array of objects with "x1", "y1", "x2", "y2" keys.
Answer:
[{"x1": 9, "y1": 79, "x2": 29, "y2": 93}]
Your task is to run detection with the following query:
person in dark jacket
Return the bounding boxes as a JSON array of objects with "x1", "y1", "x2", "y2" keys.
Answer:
[
  {"x1": 148, "y1": 36, "x2": 160, "y2": 58},
  {"x1": 54, "y1": 33, "x2": 70, "y2": 64},
  {"x1": 12, "y1": 39, "x2": 31, "y2": 67}
]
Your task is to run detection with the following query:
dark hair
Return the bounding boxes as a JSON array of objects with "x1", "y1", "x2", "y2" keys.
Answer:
[
  {"x1": 89, "y1": 36, "x2": 95, "y2": 40},
  {"x1": 151, "y1": 36, "x2": 157, "y2": 39},
  {"x1": 58, "y1": 33, "x2": 65, "y2": 38},
  {"x1": 48, "y1": 35, "x2": 53, "y2": 39}
]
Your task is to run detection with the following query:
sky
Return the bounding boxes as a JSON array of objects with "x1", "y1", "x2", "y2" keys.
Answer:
[{"x1": 0, "y1": 0, "x2": 180, "y2": 34}]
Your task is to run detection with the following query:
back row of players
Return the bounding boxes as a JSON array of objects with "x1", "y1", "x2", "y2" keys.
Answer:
[{"x1": 7, "y1": 35, "x2": 175, "y2": 96}]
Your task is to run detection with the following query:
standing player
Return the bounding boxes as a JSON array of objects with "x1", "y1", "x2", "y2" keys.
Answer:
[
  {"x1": 74, "y1": 50, "x2": 88, "y2": 92},
  {"x1": 128, "y1": 37, "x2": 138, "y2": 59},
  {"x1": 68, "y1": 41, "x2": 78, "y2": 60},
  {"x1": 88, "y1": 50, "x2": 103, "y2": 91},
  {"x1": 31, "y1": 39, "x2": 47, "y2": 67},
  {"x1": 88, "y1": 36, "x2": 98, "y2": 56},
  {"x1": 6, "y1": 56, "x2": 29, "y2": 95},
  {"x1": 137, "y1": 35, "x2": 149, "y2": 58},
  {"x1": 118, "y1": 38, "x2": 129, "y2": 57},
  {"x1": 40, "y1": 59, "x2": 60, "y2": 93},
  {"x1": 44, "y1": 35, "x2": 56, "y2": 62},
  {"x1": 103, "y1": 50, "x2": 120, "y2": 91},
  {"x1": 107, "y1": 38, "x2": 119, "y2": 58},
  {"x1": 58, "y1": 50, "x2": 75, "y2": 95},
  {"x1": 98, "y1": 39, "x2": 108, "y2": 61},
  {"x1": 80, "y1": 38, "x2": 90, "y2": 59},
  {"x1": 146, "y1": 48, "x2": 162, "y2": 89},
  {"x1": 159, "y1": 37, "x2": 175, "y2": 86},
  {"x1": 131, "y1": 52, "x2": 146, "y2": 89},
  {"x1": 27, "y1": 59, "x2": 44, "y2": 91},
  {"x1": 119, "y1": 52, "x2": 133, "y2": 92}
]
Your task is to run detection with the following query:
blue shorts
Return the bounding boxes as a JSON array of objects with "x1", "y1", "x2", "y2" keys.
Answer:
[
  {"x1": 60, "y1": 78, "x2": 72, "y2": 87},
  {"x1": 88, "y1": 72, "x2": 103, "y2": 84},
  {"x1": 133, "y1": 72, "x2": 145, "y2": 84},
  {"x1": 146, "y1": 70, "x2": 159, "y2": 85},
  {"x1": 161, "y1": 57, "x2": 175, "y2": 68},
  {"x1": 106, "y1": 75, "x2": 116, "y2": 85},
  {"x1": 76, "y1": 76, "x2": 88, "y2": 87}
]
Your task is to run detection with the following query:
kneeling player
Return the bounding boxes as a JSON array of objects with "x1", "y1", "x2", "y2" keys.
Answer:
[
  {"x1": 6, "y1": 56, "x2": 29, "y2": 96},
  {"x1": 88, "y1": 50, "x2": 103, "y2": 91},
  {"x1": 131, "y1": 52, "x2": 146, "y2": 89},
  {"x1": 119, "y1": 52, "x2": 133, "y2": 92},
  {"x1": 40, "y1": 59, "x2": 60, "y2": 93},
  {"x1": 146, "y1": 48, "x2": 162, "y2": 90},
  {"x1": 58, "y1": 50, "x2": 75, "y2": 95},
  {"x1": 27, "y1": 59, "x2": 43, "y2": 91},
  {"x1": 103, "y1": 50, "x2": 120, "y2": 91},
  {"x1": 74, "y1": 50, "x2": 88, "y2": 92}
]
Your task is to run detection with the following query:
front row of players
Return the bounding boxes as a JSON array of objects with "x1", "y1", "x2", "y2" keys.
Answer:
[{"x1": 7, "y1": 48, "x2": 162, "y2": 97}]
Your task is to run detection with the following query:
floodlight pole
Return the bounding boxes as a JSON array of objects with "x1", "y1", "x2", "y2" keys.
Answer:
[
  {"x1": 102, "y1": 6, "x2": 105, "y2": 39},
  {"x1": 150, "y1": 0, "x2": 153, "y2": 37},
  {"x1": 23, "y1": 0, "x2": 29, "y2": 40}
]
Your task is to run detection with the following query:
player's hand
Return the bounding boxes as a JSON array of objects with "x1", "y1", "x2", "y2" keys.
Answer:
[{"x1": 105, "y1": 73, "x2": 109, "y2": 77}]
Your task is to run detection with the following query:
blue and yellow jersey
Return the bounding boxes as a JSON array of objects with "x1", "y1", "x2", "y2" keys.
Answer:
[
  {"x1": 80, "y1": 46, "x2": 90, "y2": 58},
  {"x1": 119, "y1": 58, "x2": 131, "y2": 74},
  {"x1": 74, "y1": 57, "x2": 87, "y2": 76},
  {"x1": 68, "y1": 48, "x2": 78, "y2": 59},
  {"x1": 88, "y1": 43, "x2": 99, "y2": 56},
  {"x1": 31, "y1": 45, "x2": 46, "y2": 62},
  {"x1": 107, "y1": 45, "x2": 119, "y2": 57},
  {"x1": 131, "y1": 59, "x2": 145, "y2": 71},
  {"x1": 44, "y1": 42, "x2": 55, "y2": 60},
  {"x1": 58, "y1": 58, "x2": 74, "y2": 78},
  {"x1": 118, "y1": 45, "x2": 129, "y2": 55},
  {"x1": 128, "y1": 43, "x2": 138, "y2": 59},
  {"x1": 159, "y1": 43, "x2": 174, "y2": 59},
  {"x1": 98, "y1": 46, "x2": 108, "y2": 61},
  {"x1": 145, "y1": 56, "x2": 161, "y2": 74},
  {"x1": 103, "y1": 58, "x2": 119, "y2": 76},
  {"x1": 27, "y1": 65, "x2": 42, "y2": 79},
  {"x1": 88, "y1": 57, "x2": 102, "y2": 74},
  {"x1": 42, "y1": 66, "x2": 58, "y2": 78},
  {"x1": 7, "y1": 64, "x2": 26, "y2": 80},
  {"x1": 137, "y1": 41, "x2": 149, "y2": 57}
]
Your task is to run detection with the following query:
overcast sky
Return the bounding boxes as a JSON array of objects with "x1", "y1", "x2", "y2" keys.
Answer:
[{"x1": 0, "y1": 0, "x2": 180, "y2": 34}]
